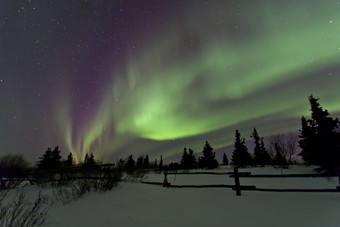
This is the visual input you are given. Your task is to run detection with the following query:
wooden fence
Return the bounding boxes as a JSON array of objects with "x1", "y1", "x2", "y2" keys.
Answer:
[{"x1": 142, "y1": 168, "x2": 340, "y2": 196}]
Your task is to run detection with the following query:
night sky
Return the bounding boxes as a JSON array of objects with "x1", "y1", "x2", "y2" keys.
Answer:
[{"x1": 1, "y1": 0, "x2": 340, "y2": 163}]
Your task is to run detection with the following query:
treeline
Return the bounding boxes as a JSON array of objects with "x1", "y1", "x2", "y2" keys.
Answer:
[
  {"x1": 1, "y1": 95, "x2": 339, "y2": 181},
  {"x1": 230, "y1": 128, "x2": 292, "y2": 168},
  {"x1": 175, "y1": 95, "x2": 340, "y2": 172},
  {"x1": 175, "y1": 127, "x2": 295, "y2": 170},
  {"x1": 299, "y1": 95, "x2": 340, "y2": 173}
]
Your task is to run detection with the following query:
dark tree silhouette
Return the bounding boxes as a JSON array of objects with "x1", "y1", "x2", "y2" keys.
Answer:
[
  {"x1": 198, "y1": 141, "x2": 219, "y2": 169},
  {"x1": 83, "y1": 153, "x2": 96, "y2": 167},
  {"x1": 136, "y1": 156, "x2": 145, "y2": 169},
  {"x1": 37, "y1": 146, "x2": 62, "y2": 170},
  {"x1": 65, "y1": 153, "x2": 74, "y2": 166},
  {"x1": 232, "y1": 130, "x2": 252, "y2": 167},
  {"x1": 187, "y1": 148, "x2": 198, "y2": 169},
  {"x1": 117, "y1": 158, "x2": 125, "y2": 170},
  {"x1": 222, "y1": 153, "x2": 229, "y2": 165},
  {"x1": 159, "y1": 155, "x2": 163, "y2": 169},
  {"x1": 168, "y1": 162, "x2": 180, "y2": 170},
  {"x1": 153, "y1": 158, "x2": 158, "y2": 168},
  {"x1": 125, "y1": 155, "x2": 135, "y2": 171},
  {"x1": 251, "y1": 128, "x2": 271, "y2": 166},
  {"x1": 0, "y1": 154, "x2": 29, "y2": 178},
  {"x1": 144, "y1": 155, "x2": 150, "y2": 169},
  {"x1": 180, "y1": 147, "x2": 189, "y2": 169},
  {"x1": 299, "y1": 95, "x2": 340, "y2": 172},
  {"x1": 84, "y1": 153, "x2": 89, "y2": 164}
]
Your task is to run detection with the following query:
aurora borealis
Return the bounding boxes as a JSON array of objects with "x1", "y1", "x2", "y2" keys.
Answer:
[{"x1": 1, "y1": 0, "x2": 340, "y2": 163}]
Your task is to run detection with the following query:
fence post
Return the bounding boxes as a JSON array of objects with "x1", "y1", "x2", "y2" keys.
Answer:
[
  {"x1": 163, "y1": 168, "x2": 169, "y2": 187},
  {"x1": 234, "y1": 167, "x2": 241, "y2": 196}
]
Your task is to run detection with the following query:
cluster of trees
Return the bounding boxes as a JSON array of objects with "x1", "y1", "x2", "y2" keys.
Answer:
[
  {"x1": 117, "y1": 154, "x2": 163, "y2": 172},
  {"x1": 231, "y1": 128, "x2": 295, "y2": 168},
  {"x1": 231, "y1": 95, "x2": 340, "y2": 173},
  {"x1": 36, "y1": 146, "x2": 98, "y2": 171},
  {"x1": 179, "y1": 141, "x2": 219, "y2": 169},
  {"x1": 299, "y1": 95, "x2": 340, "y2": 172},
  {"x1": 180, "y1": 148, "x2": 197, "y2": 169}
]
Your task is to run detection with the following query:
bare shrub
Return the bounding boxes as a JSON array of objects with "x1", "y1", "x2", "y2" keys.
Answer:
[
  {"x1": 49, "y1": 166, "x2": 122, "y2": 204},
  {"x1": 53, "y1": 179, "x2": 91, "y2": 204},
  {"x1": 1, "y1": 178, "x2": 25, "y2": 190},
  {"x1": 0, "y1": 154, "x2": 29, "y2": 177},
  {"x1": 95, "y1": 169, "x2": 122, "y2": 191},
  {"x1": 0, "y1": 154, "x2": 29, "y2": 190},
  {"x1": 0, "y1": 190, "x2": 51, "y2": 227},
  {"x1": 71, "y1": 179, "x2": 92, "y2": 197},
  {"x1": 268, "y1": 132, "x2": 299, "y2": 167},
  {"x1": 92, "y1": 177, "x2": 121, "y2": 192},
  {"x1": 53, "y1": 186, "x2": 74, "y2": 204},
  {"x1": 124, "y1": 169, "x2": 148, "y2": 183}
]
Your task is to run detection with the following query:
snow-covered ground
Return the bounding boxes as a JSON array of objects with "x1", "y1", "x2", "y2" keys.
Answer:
[{"x1": 7, "y1": 166, "x2": 340, "y2": 227}]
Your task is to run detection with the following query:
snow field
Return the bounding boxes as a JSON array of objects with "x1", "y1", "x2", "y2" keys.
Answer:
[{"x1": 6, "y1": 166, "x2": 340, "y2": 227}]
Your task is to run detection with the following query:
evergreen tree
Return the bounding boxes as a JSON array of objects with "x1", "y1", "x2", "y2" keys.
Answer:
[
  {"x1": 187, "y1": 148, "x2": 198, "y2": 169},
  {"x1": 153, "y1": 158, "x2": 158, "y2": 168},
  {"x1": 51, "y1": 147, "x2": 62, "y2": 166},
  {"x1": 299, "y1": 95, "x2": 340, "y2": 171},
  {"x1": 232, "y1": 130, "x2": 252, "y2": 167},
  {"x1": 251, "y1": 128, "x2": 271, "y2": 166},
  {"x1": 83, "y1": 153, "x2": 95, "y2": 167},
  {"x1": 37, "y1": 146, "x2": 62, "y2": 170},
  {"x1": 222, "y1": 153, "x2": 229, "y2": 165},
  {"x1": 136, "y1": 156, "x2": 144, "y2": 169},
  {"x1": 144, "y1": 155, "x2": 150, "y2": 169},
  {"x1": 159, "y1": 155, "x2": 163, "y2": 169},
  {"x1": 65, "y1": 153, "x2": 74, "y2": 166},
  {"x1": 180, "y1": 147, "x2": 189, "y2": 169},
  {"x1": 117, "y1": 158, "x2": 125, "y2": 170},
  {"x1": 125, "y1": 155, "x2": 135, "y2": 171},
  {"x1": 199, "y1": 141, "x2": 219, "y2": 169},
  {"x1": 89, "y1": 153, "x2": 95, "y2": 164},
  {"x1": 84, "y1": 153, "x2": 89, "y2": 164}
]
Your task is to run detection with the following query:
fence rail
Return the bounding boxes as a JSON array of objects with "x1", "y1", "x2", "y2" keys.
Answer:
[
  {"x1": 229, "y1": 173, "x2": 337, "y2": 178},
  {"x1": 142, "y1": 168, "x2": 340, "y2": 196}
]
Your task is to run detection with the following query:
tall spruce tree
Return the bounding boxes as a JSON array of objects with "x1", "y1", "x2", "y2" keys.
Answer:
[
  {"x1": 159, "y1": 155, "x2": 163, "y2": 168},
  {"x1": 180, "y1": 147, "x2": 189, "y2": 169},
  {"x1": 144, "y1": 155, "x2": 150, "y2": 169},
  {"x1": 83, "y1": 153, "x2": 95, "y2": 167},
  {"x1": 251, "y1": 128, "x2": 271, "y2": 166},
  {"x1": 299, "y1": 95, "x2": 340, "y2": 171},
  {"x1": 187, "y1": 148, "x2": 198, "y2": 169},
  {"x1": 222, "y1": 153, "x2": 229, "y2": 165},
  {"x1": 65, "y1": 152, "x2": 74, "y2": 166},
  {"x1": 125, "y1": 155, "x2": 135, "y2": 171},
  {"x1": 153, "y1": 158, "x2": 158, "y2": 168},
  {"x1": 136, "y1": 156, "x2": 144, "y2": 169},
  {"x1": 199, "y1": 141, "x2": 219, "y2": 169},
  {"x1": 232, "y1": 130, "x2": 252, "y2": 167}
]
